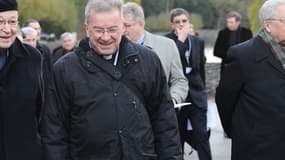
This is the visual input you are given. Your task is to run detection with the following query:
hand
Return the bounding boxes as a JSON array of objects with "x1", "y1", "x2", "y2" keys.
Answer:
[{"x1": 176, "y1": 24, "x2": 190, "y2": 42}]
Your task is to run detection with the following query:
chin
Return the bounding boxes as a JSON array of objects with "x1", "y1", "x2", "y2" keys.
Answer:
[
  {"x1": 0, "y1": 42, "x2": 13, "y2": 49},
  {"x1": 98, "y1": 48, "x2": 116, "y2": 55}
]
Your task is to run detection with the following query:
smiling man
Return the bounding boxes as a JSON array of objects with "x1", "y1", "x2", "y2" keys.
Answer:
[
  {"x1": 41, "y1": 0, "x2": 183, "y2": 160},
  {"x1": 0, "y1": 0, "x2": 46, "y2": 160}
]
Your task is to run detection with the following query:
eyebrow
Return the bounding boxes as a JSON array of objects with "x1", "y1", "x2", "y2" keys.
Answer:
[{"x1": 92, "y1": 26, "x2": 119, "y2": 29}]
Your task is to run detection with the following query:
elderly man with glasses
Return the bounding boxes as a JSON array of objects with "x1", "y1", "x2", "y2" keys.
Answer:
[
  {"x1": 40, "y1": 0, "x2": 183, "y2": 160},
  {"x1": 216, "y1": 0, "x2": 285, "y2": 160}
]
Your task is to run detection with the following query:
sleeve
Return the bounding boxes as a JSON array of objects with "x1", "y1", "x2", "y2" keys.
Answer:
[
  {"x1": 146, "y1": 54, "x2": 183, "y2": 160},
  {"x1": 246, "y1": 29, "x2": 253, "y2": 40},
  {"x1": 40, "y1": 61, "x2": 71, "y2": 160},
  {"x1": 168, "y1": 40, "x2": 189, "y2": 103},
  {"x1": 199, "y1": 39, "x2": 206, "y2": 85},
  {"x1": 215, "y1": 47, "x2": 244, "y2": 138},
  {"x1": 213, "y1": 30, "x2": 227, "y2": 59}
]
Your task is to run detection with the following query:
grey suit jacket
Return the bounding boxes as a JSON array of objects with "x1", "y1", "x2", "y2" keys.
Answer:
[{"x1": 143, "y1": 31, "x2": 188, "y2": 103}]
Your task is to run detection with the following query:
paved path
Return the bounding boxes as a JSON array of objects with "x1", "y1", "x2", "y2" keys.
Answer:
[{"x1": 184, "y1": 98, "x2": 232, "y2": 160}]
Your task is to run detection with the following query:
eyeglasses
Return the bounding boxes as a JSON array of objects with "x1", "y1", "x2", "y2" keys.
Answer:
[
  {"x1": 173, "y1": 19, "x2": 188, "y2": 24},
  {"x1": 89, "y1": 27, "x2": 121, "y2": 36},
  {"x1": 0, "y1": 19, "x2": 18, "y2": 28},
  {"x1": 267, "y1": 18, "x2": 285, "y2": 24}
]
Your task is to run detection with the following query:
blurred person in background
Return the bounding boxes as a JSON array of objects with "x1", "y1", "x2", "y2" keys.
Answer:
[
  {"x1": 214, "y1": 11, "x2": 252, "y2": 73},
  {"x1": 122, "y1": 2, "x2": 188, "y2": 105},
  {"x1": 52, "y1": 32, "x2": 76, "y2": 63},
  {"x1": 165, "y1": 8, "x2": 211, "y2": 160},
  {"x1": 21, "y1": 26, "x2": 37, "y2": 48},
  {"x1": 23, "y1": 19, "x2": 53, "y2": 83}
]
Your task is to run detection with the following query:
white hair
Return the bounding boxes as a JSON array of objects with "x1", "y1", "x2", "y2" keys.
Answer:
[
  {"x1": 21, "y1": 27, "x2": 37, "y2": 38},
  {"x1": 259, "y1": 0, "x2": 285, "y2": 26},
  {"x1": 60, "y1": 32, "x2": 76, "y2": 42}
]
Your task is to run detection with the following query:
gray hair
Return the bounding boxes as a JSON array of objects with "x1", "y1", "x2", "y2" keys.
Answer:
[
  {"x1": 60, "y1": 32, "x2": 76, "y2": 42},
  {"x1": 122, "y1": 2, "x2": 145, "y2": 22},
  {"x1": 226, "y1": 11, "x2": 242, "y2": 21},
  {"x1": 259, "y1": 0, "x2": 285, "y2": 25},
  {"x1": 84, "y1": 0, "x2": 123, "y2": 24},
  {"x1": 21, "y1": 27, "x2": 37, "y2": 38}
]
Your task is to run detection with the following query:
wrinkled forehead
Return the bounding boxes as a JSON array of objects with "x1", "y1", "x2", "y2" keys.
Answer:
[{"x1": 0, "y1": 10, "x2": 18, "y2": 19}]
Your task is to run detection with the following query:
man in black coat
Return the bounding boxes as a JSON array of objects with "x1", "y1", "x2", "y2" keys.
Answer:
[
  {"x1": 40, "y1": 0, "x2": 182, "y2": 160},
  {"x1": 214, "y1": 11, "x2": 252, "y2": 72},
  {"x1": 0, "y1": 0, "x2": 47, "y2": 159},
  {"x1": 23, "y1": 19, "x2": 53, "y2": 76},
  {"x1": 216, "y1": 1, "x2": 285, "y2": 159},
  {"x1": 52, "y1": 32, "x2": 75, "y2": 64},
  {"x1": 165, "y1": 8, "x2": 211, "y2": 160}
]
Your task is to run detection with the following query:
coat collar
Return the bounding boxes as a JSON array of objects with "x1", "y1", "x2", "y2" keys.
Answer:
[
  {"x1": 9, "y1": 38, "x2": 29, "y2": 58},
  {"x1": 255, "y1": 36, "x2": 285, "y2": 77},
  {"x1": 255, "y1": 36, "x2": 271, "y2": 62},
  {"x1": 77, "y1": 36, "x2": 140, "y2": 80}
]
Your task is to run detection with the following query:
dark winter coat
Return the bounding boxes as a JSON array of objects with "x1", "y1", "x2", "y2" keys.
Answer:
[
  {"x1": 41, "y1": 36, "x2": 182, "y2": 160},
  {"x1": 216, "y1": 36, "x2": 285, "y2": 160},
  {"x1": 213, "y1": 27, "x2": 252, "y2": 71},
  {"x1": 165, "y1": 32, "x2": 207, "y2": 110},
  {"x1": 0, "y1": 39, "x2": 44, "y2": 160}
]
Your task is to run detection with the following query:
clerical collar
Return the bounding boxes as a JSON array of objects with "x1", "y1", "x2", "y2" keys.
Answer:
[{"x1": 88, "y1": 41, "x2": 120, "y2": 66}]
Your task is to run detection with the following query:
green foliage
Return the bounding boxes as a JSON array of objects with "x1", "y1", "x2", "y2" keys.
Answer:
[
  {"x1": 208, "y1": 0, "x2": 252, "y2": 29},
  {"x1": 145, "y1": 12, "x2": 203, "y2": 33},
  {"x1": 18, "y1": 0, "x2": 78, "y2": 36},
  {"x1": 174, "y1": 0, "x2": 218, "y2": 29},
  {"x1": 125, "y1": 0, "x2": 141, "y2": 4},
  {"x1": 190, "y1": 13, "x2": 204, "y2": 30},
  {"x1": 142, "y1": 0, "x2": 168, "y2": 17},
  {"x1": 248, "y1": 0, "x2": 264, "y2": 35},
  {"x1": 145, "y1": 12, "x2": 170, "y2": 33}
]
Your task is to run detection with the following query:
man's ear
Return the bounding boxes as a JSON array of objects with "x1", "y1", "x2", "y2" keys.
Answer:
[
  {"x1": 263, "y1": 21, "x2": 271, "y2": 33},
  {"x1": 170, "y1": 22, "x2": 176, "y2": 30},
  {"x1": 84, "y1": 24, "x2": 90, "y2": 38}
]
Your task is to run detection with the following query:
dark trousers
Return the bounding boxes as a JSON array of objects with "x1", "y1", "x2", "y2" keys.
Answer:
[{"x1": 176, "y1": 105, "x2": 212, "y2": 160}]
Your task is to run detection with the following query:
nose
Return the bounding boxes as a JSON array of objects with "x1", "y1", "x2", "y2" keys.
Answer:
[
  {"x1": 0, "y1": 23, "x2": 12, "y2": 33},
  {"x1": 101, "y1": 31, "x2": 111, "y2": 41}
]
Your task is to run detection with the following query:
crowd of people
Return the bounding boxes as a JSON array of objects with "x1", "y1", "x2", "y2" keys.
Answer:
[{"x1": 1, "y1": 0, "x2": 285, "y2": 160}]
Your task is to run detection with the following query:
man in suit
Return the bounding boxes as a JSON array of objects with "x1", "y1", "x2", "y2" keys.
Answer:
[
  {"x1": 214, "y1": 11, "x2": 252, "y2": 73},
  {"x1": 122, "y1": 2, "x2": 188, "y2": 104},
  {"x1": 165, "y1": 8, "x2": 212, "y2": 160},
  {"x1": 216, "y1": 0, "x2": 285, "y2": 159}
]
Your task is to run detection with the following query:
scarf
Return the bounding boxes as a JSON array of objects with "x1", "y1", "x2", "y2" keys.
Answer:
[{"x1": 259, "y1": 28, "x2": 285, "y2": 69}]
